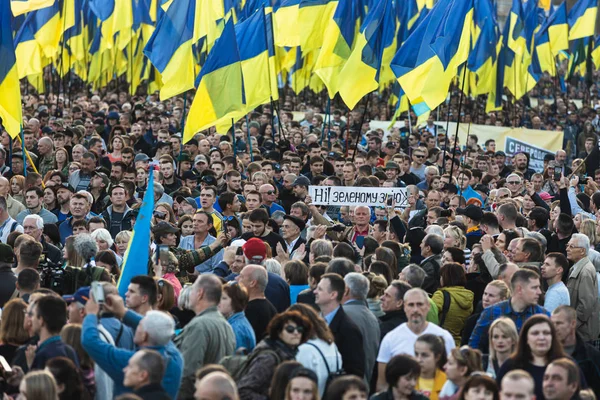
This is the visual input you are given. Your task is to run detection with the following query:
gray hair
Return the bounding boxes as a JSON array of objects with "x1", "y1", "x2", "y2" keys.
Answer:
[
  {"x1": 24, "y1": 214, "x2": 44, "y2": 229},
  {"x1": 178, "y1": 285, "x2": 192, "y2": 310},
  {"x1": 193, "y1": 274, "x2": 223, "y2": 303},
  {"x1": 402, "y1": 264, "x2": 426, "y2": 288},
  {"x1": 265, "y1": 258, "x2": 284, "y2": 279},
  {"x1": 507, "y1": 173, "x2": 522, "y2": 183},
  {"x1": 524, "y1": 231, "x2": 547, "y2": 255},
  {"x1": 140, "y1": 311, "x2": 175, "y2": 346},
  {"x1": 245, "y1": 265, "x2": 268, "y2": 292},
  {"x1": 403, "y1": 287, "x2": 429, "y2": 303},
  {"x1": 271, "y1": 210, "x2": 286, "y2": 224},
  {"x1": 571, "y1": 233, "x2": 590, "y2": 255},
  {"x1": 344, "y1": 272, "x2": 369, "y2": 301},
  {"x1": 154, "y1": 182, "x2": 165, "y2": 198},
  {"x1": 425, "y1": 225, "x2": 444, "y2": 237},
  {"x1": 424, "y1": 165, "x2": 439, "y2": 176},
  {"x1": 91, "y1": 228, "x2": 114, "y2": 248},
  {"x1": 311, "y1": 239, "x2": 333, "y2": 258}
]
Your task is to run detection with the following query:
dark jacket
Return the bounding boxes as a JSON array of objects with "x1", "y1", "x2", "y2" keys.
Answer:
[
  {"x1": 572, "y1": 334, "x2": 600, "y2": 396},
  {"x1": 134, "y1": 383, "x2": 172, "y2": 400},
  {"x1": 41, "y1": 237, "x2": 62, "y2": 266},
  {"x1": 101, "y1": 205, "x2": 133, "y2": 239},
  {"x1": 420, "y1": 254, "x2": 442, "y2": 294},
  {"x1": 370, "y1": 388, "x2": 428, "y2": 400},
  {"x1": 330, "y1": 306, "x2": 365, "y2": 378},
  {"x1": 296, "y1": 288, "x2": 317, "y2": 310},
  {"x1": 237, "y1": 338, "x2": 296, "y2": 400},
  {"x1": 31, "y1": 336, "x2": 79, "y2": 370},
  {"x1": 378, "y1": 309, "x2": 407, "y2": 340},
  {"x1": 0, "y1": 265, "x2": 16, "y2": 308}
]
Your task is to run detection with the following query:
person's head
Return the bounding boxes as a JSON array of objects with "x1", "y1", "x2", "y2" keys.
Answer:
[
  {"x1": 19, "y1": 370, "x2": 59, "y2": 400},
  {"x1": 541, "y1": 253, "x2": 568, "y2": 283},
  {"x1": 415, "y1": 333, "x2": 447, "y2": 376},
  {"x1": 482, "y1": 280, "x2": 510, "y2": 309},
  {"x1": 32, "y1": 295, "x2": 68, "y2": 336},
  {"x1": 457, "y1": 374, "x2": 500, "y2": 400},
  {"x1": 442, "y1": 247, "x2": 466, "y2": 266},
  {"x1": 510, "y1": 268, "x2": 541, "y2": 306},
  {"x1": 192, "y1": 210, "x2": 214, "y2": 236},
  {"x1": 134, "y1": 310, "x2": 175, "y2": 347},
  {"x1": 444, "y1": 346, "x2": 483, "y2": 385},
  {"x1": 420, "y1": 233, "x2": 443, "y2": 257},
  {"x1": 314, "y1": 273, "x2": 345, "y2": 308},
  {"x1": 566, "y1": 233, "x2": 589, "y2": 263},
  {"x1": 69, "y1": 193, "x2": 90, "y2": 219},
  {"x1": 512, "y1": 238, "x2": 543, "y2": 263},
  {"x1": 385, "y1": 355, "x2": 421, "y2": 399},
  {"x1": 285, "y1": 367, "x2": 319, "y2": 400},
  {"x1": 266, "y1": 310, "x2": 313, "y2": 348},
  {"x1": 399, "y1": 264, "x2": 426, "y2": 288},
  {"x1": 542, "y1": 358, "x2": 580, "y2": 400},
  {"x1": 218, "y1": 281, "x2": 249, "y2": 318},
  {"x1": 439, "y1": 262, "x2": 467, "y2": 288},
  {"x1": 25, "y1": 187, "x2": 44, "y2": 210},
  {"x1": 403, "y1": 288, "x2": 431, "y2": 327},
  {"x1": 443, "y1": 225, "x2": 467, "y2": 249},
  {"x1": 237, "y1": 264, "x2": 268, "y2": 295},
  {"x1": 500, "y1": 370, "x2": 535, "y2": 400},
  {"x1": 551, "y1": 306, "x2": 577, "y2": 345},
  {"x1": 515, "y1": 314, "x2": 564, "y2": 365},
  {"x1": 123, "y1": 349, "x2": 166, "y2": 391},
  {"x1": 343, "y1": 272, "x2": 369, "y2": 302},
  {"x1": 380, "y1": 280, "x2": 411, "y2": 313},
  {"x1": 194, "y1": 371, "x2": 239, "y2": 400},
  {"x1": 23, "y1": 214, "x2": 44, "y2": 241},
  {"x1": 126, "y1": 275, "x2": 157, "y2": 312},
  {"x1": 323, "y1": 375, "x2": 368, "y2": 400},
  {"x1": 0, "y1": 299, "x2": 29, "y2": 346},
  {"x1": 45, "y1": 356, "x2": 86, "y2": 400},
  {"x1": 488, "y1": 317, "x2": 518, "y2": 363},
  {"x1": 497, "y1": 203, "x2": 518, "y2": 229}
]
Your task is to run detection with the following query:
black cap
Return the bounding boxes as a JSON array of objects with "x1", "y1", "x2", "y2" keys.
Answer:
[
  {"x1": 152, "y1": 221, "x2": 179, "y2": 236},
  {"x1": 182, "y1": 170, "x2": 199, "y2": 181},
  {"x1": 494, "y1": 151, "x2": 506, "y2": 157},
  {"x1": 201, "y1": 175, "x2": 218, "y2": 186},
  {"x1": 456, "y1": 204, "x2": 484, "y2": 221},
  {"x1": 283, "y1": 215, "x2": 306, "y2": 231},
  {"x1": 473, "y1": 184, "x2": 490, "y2": 196}
]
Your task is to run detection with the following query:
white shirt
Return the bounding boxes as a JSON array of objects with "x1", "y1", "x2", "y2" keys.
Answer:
[
  {"x1": 296, "y1": 338, "x2": 343, "y2": 397},
  {"x1": 0, "y1": 217, "x2": 23, "y2": 244},
  {"x1": 377, "y1": 322, "x2": 455, "y2": 364}
]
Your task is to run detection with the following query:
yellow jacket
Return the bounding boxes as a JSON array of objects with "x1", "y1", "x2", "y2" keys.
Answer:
[
  {"x1": 432, "y1": 286, "x2": 474, "y2": 346},
  {"x1": 416, "y1": 369, "x2": 447, "y2": 400}
]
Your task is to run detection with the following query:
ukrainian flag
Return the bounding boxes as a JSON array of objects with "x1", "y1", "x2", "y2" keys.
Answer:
[
  {"x1": 14, "y1": 14, "x2": 44, "y2": 80},
  {"x1": 337, "y1": 0, "x2": 395, "y2": 110},
  {"x1": 183, "y1": 18, "x2": 244, "y2": 143},
  {"x1": 273, "y1": 0, "x2": 300, "y2": 47},
  {"x1": 314, "y1": 0, "x2": 359, "y2": 99},
  {"x1": 118, "y1": 168, "x2": 155, "y2": 298},
  {"x1": 467, "y1": 0, "x2": 500, "y2": 96},
  {"x1": 89, "y1": 0, "x2": 133, "y2": 50},
  {"x1": 391, "y1": 0, "x2": 474, "y2": 116},
  {"x1": 548, "y1": 1, "x2": 568, "y2": 56},
  {"x1": 299, "y1": 0, "x2": 338, "y2": 52},
  {"x1": 0, "y1": 0, "x2": 22, "y2": 139},
  {"x1": 593, "y1": 35, "x2": 600, "y2": 68},
  {"x1": 568, "y1": 0, "x2": 597, "y2": 40},
  {"x1": 11, "y1": 0, "x2": 54, "y2": 16}
]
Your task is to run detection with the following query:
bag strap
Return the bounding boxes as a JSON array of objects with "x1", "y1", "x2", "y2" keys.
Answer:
[
  {"x1": 9, "y1": 287, "x2": 19, "y2": 300},
  {"x1": 306, "y1": 341, "x2": 339, "y2": 373},
  {"x1": 439, "y1": 290, "x2": 451, "y2": 326}
]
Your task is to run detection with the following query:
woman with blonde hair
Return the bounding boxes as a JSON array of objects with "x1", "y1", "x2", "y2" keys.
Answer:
[
  {"x1": 440, "y1": 346, "x2": 483, "y2": 400},
  {"x1": 153, "y1": 251, "x2": 182, "y2": 301},
  {"x1": 18, "y1": 370, "x2": 60, "y2": 400},
  {"x1": 461, "y1": 280, "x2": 510, "y2": 345},
  {"x1": 443, "y1": 226, "x2": 470, "y2": 265},
  {"x1": 485, "y1": 317, "x2": 518, "y2": 378},
  {"x1": 580, "y1": 219, "x2": 600, "y2": 251},
  {"x1": 114, "y1": 230, "x2": 132, "y2": 257}
]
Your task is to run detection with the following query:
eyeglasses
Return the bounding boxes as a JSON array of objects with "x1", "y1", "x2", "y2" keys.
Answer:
[
  {"x1": 262, "y1": 191, "x2": 276, "y2": 195},
  {"x1": 507, "y1": 181, "x2": 521, "y2": 185},
  {"x1": 414, "y1": 155, "x2": 425, "y2": 159},
  {"x1": 566, "y1": 243, "x2": 583, "y2": 249},
  {"x1": 284, "y1": 325, "x2": 304, "y2": 334}
]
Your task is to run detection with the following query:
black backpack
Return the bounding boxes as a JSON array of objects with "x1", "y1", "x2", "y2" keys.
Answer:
[{"x1": 305, "y1": 342, "x2": 345, "y2": 394}]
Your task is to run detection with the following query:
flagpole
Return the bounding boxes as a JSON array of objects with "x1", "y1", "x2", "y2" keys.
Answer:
[
  {"x1": 449, "y1": 64, "x2": 468, "y2": 179},
  {"x1": 232, "y1": 118, "x2": 237, "y2": 160},
  {"x1": 21, "y1": 128, "x2": 26, "y2": 177},
  {"x1": 351, "y1": 94, "x2": 371, "y2": 163},
  {"x1": 441, "y1": 89, "x2": 452, "y2": 174},
  {"x1": 246, "y1": 114, "x2": 254, "y2": 162},
  {"x1": 261, "y1": 8, "x2": 280, "y2": 143}
]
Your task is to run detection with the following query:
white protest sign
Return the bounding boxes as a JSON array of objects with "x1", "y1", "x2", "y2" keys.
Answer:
[{"x1": 308, "y1": 186, "x2": 408, "y2": 208}]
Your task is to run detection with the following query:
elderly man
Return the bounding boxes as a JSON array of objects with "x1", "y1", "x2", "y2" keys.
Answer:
[
  {"x1": 342, "y1": 273, "x2": 380, "y2": 384},
  {"x1": 175, "y1": 274, "x2": 235, "y2": 399},
  {"x1": 82, "y1": 293, "x2": 184, "y2": 398},
  {"x1": 277, "y1": 215, "x2": 306, "y2": 260},
  {"x1": 0, "y1": 177, "x2": 24, "y2": 219},
  {"x1": 259, "y1": 184, "x2": 284, "y2": 215},
  {"x1": 36, "y1": 137, "x2": 55, "y2": 177},
  {"x1": 23, "y1": 214, "x2": 62, "y2": 265},
  {"x1": 194, "y1": 371, "x2": 240, "y2": 400},
  {"x1": 416, "y1": 165, "x2": 440, "y2": 191},
  {"x1": 419, "y1": 234, "x2": 444, "y2": 294},
  {"x1": 505, "y1": 173, "x2": 524, "y2": 197},
  {"x1": 123, "y1": 349, "x2": 170, "y2": 399},
  {"x1": 565, "y1": 233, "x2": 600, "y2": 341}
]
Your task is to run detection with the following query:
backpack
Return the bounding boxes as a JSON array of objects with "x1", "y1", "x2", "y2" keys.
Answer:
[
  {"x1": 220, "y1": 347, "x2": 282, "y2": 381},
  {"x1": 305, "y1": 342, "x2": 345, "y2": 394},
  {"x1": 438, "y1": 290, "x2": 451, "y2": 327}
]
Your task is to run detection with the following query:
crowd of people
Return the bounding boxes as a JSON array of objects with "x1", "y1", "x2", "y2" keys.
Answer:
[{"x1": 0, "y1": 78, "x2": 599, "y2": 400}]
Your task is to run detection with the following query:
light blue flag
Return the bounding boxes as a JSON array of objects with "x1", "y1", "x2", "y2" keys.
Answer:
[{"x1": 117, "y1": 168, "x2": 154, "y2": 297}]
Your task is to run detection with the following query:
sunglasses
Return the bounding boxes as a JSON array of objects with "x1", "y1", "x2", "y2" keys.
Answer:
[
  {"x1": 507, "y1": 181, "x2": 520, "y2": 185},
  {"x1": 414, "y1": 155, "x2": 425, "y2": 159},
  {"x1": 154, "y1": 211, "x2": 166, "y2": 219},
  {"x1": 284, "y1": 325, "x2": 304, "y2": 334},
  {"x1": 262, "y1": 190, "x2": 276, "y2": 195}
]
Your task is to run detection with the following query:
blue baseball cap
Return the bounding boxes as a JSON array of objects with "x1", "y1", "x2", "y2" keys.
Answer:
[{"x1": 62, "y1": 286, "x2": 90, "y2": 305}]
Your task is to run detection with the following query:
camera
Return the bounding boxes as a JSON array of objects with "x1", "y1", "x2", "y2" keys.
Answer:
[{"x1": 38, "y1": 254, "x2": 65, "y2": 294}]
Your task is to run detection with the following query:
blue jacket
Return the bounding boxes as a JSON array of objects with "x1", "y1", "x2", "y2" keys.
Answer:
[
  {"x1": 458, "y1": 186, "x2": 483, "y2": 203},
  {"x1": 228, "y1": 312, "x2": 256, "y2": 352},
  {"x1": 81, "y1": 311, "x2": 183, "y2": 398}
]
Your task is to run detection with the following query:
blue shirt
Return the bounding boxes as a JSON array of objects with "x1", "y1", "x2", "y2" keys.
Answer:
[
  {"x1": 544, "y1": 281, "x2": 571, "y2": 312},
  {"x1": 179, "y1": 234, "x2": 224, "y2": 273},
  {"x1": 290, "y1": 284, "x2": 310, "y2": 305},
  {"x1": 458, "y1": 185, "x2": 483, "y2": 203},
  {"x1": 469, "y1": 299, "x2": 549, "y2": 351},
  {"x1": 323, "y1": 306, "x2": 340, "y2": 325},
  {"x1": 228, "y1": 312, "x2": 256, "y2": 352}
]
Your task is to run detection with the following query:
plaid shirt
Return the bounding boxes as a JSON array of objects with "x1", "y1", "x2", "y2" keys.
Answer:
[{"x1": 468, "y1": 299, "x2": 549, "y2": 352}]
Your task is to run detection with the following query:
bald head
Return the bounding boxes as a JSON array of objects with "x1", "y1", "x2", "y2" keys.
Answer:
[
  {"x1": 195, "y1": 372, "x2": 239, "y2": 400},
  {"x1": 239, "y1": 264, "x2": 268, "y2": 292},
  {"x1": 0, "y1": 176, "x2": 9, "y2": 197}
]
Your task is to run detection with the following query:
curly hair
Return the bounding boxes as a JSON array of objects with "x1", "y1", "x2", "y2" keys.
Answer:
[{"x1": 266, "y1": 310, "x2": 313, "y2": 344}]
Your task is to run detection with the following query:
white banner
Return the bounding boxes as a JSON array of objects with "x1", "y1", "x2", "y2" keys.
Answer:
[{"x1": 309, "y1": 186, "x2": 408, "y2": 208}]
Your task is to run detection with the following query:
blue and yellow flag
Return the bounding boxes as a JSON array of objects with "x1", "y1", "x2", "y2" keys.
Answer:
[
  {"x1": 0, "y1": 0, "x2": 22, "y2": 139},
  {"x1": 11, "y1": 0, "x2": 54, "y2": 16},
  {"x1": 298, "y1": 0, "x2": 338, "y2": 52},
  {"x1": 273, "y1": 0, "x2": 300, "y2": 47},
  {"x1": 548, "y1": 1, "x2": 568, "y2": 56},
  {"x1": 337, "y1": 0, "x2": 395, "y2": 110},
  {"x1": 314, "y1": 0, "x2": 359, "y2": 99},
  {"x1": 568, "y1": 0, "x2": 597, "y2": 40},
  {"x1": 467, "y1": 0, "x2": 500, "y2": 96},
  {"x1": 391, "y1": 0, "x2": 474, "y2": 116},
  {"x1": 117, "y1": 168, "x2": 155, "y2": 298},
  {"x1": 183, "y1": 18, "x2": 244, "y2": 142}
]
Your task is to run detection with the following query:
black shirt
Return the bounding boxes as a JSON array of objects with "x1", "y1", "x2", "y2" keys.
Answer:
[
  {"x1": 245, "y1": 298, "x2": 277, "y2": 341},
  {"x1": 109, "y1": 211, "x2": 124, "y2": 238},
  {"x1": 241, "y1": 231, "x2": 286, "y2": 256}
]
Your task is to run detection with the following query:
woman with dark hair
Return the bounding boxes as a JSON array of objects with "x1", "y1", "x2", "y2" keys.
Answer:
[
  {"x1": 95, "y1": 250, "x2": 121, "y2": 282},
  {"x1": 370, "y1": 261, "x2": 394, "y2": 285},
  {"x1": 43, "y1": 223, "x2": 62, "y2": 248},
  {"x1": 439, "y1": 347, "x2": 482, "y2": 400},
  {"x1": 381, "y1": 240, "x2": 407, "y2": 274},
  {"x1": 43, "y1": 186, "x2": 59, "y2": 215},
  {"x1": 268, "y1": 361, "x2": 303, "y2": 400},
  {"x1": 0, "y1": 299, "x2": 29, "y2": 363},
  {"x1": 364, "y1": 272, "x2": 387, "y2": 317},
  {"x1": 291, "y1": 303, "x2": 342, "y2": 397},
  {"x1": 375, "y1": 247, "x2": 398, "y2": 279},
  {"x1": 237, "y1": 310, "x2": 313, "y2": 400},
  {"x1": 285, "y1": 260, "x2": 310, "y2": 304},
  {"x1": 218, "y1": 282, "x2": 256, "y2": 352},
  {"x1": 371, "y1": 354, "x2": 428, "y2": 400},
  {"x1": 414, "y1": 334, "x2": 447, "y2": 400},
  {"x1": 456, "y1": 374, "x2": 499, "y2": 400},
  {"x1": 323, "y1": 375, "x2": 368, "y2": 400},
  {"x1": 442, "y1": 247, "x2": 466, "y2": 266},
  {"x1": 496, "y1": 314, "x2": 570, "y2": 400},
  {"x1": 285, "y1": 367, "x2": 320, "y2": 400},
  {"x1": 46, "y1": 356, "x2": 91, "y2": 400},
  {"x1": 60, "y1": 324, "x2": 95, "y2": 398},
  {"x1": 432, "y1": 263, "x2": 474, "y2": 345}
]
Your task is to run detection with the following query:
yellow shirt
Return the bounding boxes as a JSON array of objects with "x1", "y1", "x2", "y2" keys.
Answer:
[{"x1": 416, "y1": 369, "x2": 446, "y2": 400}]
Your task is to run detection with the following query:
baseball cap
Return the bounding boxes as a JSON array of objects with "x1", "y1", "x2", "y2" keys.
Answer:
[
  {"x1": 108, "y1": 111, "x2": 120, "y2": 120},
  {"x1": 176, "y1": 196, "x2": 198, "y2": 210},
  {"x1": 494, "y1": 151, "x2": 506, "y2": 157},
  {"x1": 63, "y1": 286, "x2": 90, "y2": 305},
  {"x1": 134, "y1": 153, "x2": 150, "y2": 163},
  {"x1": 92, "y1": 171, "x2": 110, "y2": 187},
  {"x1": 186, "y1": 139, "x2": 199, "y2": 147},
  {"x1": 152, "y1": 221, "x2": 179, "y2": 236},
  {"x1": 0, "y1": 244, "x2": 14, "y2": 264},
  {"x1": 472, "y1": 184, "x2": 490, "y2": 196},
  {"x1": 201, "y1": 175, "x2": 218, "y2": 186},
  {"x1": 243, "y1": 238, "x2": 267, "y2": 263},
  {"x1": 293, "y1": 176, "x2": 311, "y2": 187},
  {"x1": 385, "y1": 161, "x2": 400, "y2": 170},
  {"x1": 182, "y1": 170, "x2": 199, "y2": 181},
  {"x1": 539, "y1": 192, "x2": 553, "y2": 201},
  {"x1": 456, "y1": 204, "x2": 484, "y2": 221},
  {"x1": 194, "y1": 155, "x2": 208, "y2": 165},
  {"x1": 57, "y1": 182, "x2": 75, "y2": 193}
]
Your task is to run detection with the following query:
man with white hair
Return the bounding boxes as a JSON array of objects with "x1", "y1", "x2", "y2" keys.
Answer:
[
  {"x1": 376, "y1": 288, "x2": 455, "y2": 391},
  {"x1": 82, "y1": 293, "x2": 184, "y2": 398},
  {"x1": 175, "y1": 274, "x2": 235, "y2": 399},
  {"x1": 565, "y1": 233, "x2": 600, "y2": 341},
  {"x1": 36, "y1": 136, "x2": 55, "y2": 177},
  {"x1": 342, "y1": 273, "x2": 380, "y2": 383},
  {"x1": 23, "y1": 214, "x2": 61, "y2": 265},
  {"x1": 416, "y1": 165, "x2": 440, "y2": 191}
]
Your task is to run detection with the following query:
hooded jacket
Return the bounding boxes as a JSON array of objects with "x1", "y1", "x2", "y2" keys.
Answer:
[{"x1": 432, "y1": 286, "x2": 474, "y2": 346}]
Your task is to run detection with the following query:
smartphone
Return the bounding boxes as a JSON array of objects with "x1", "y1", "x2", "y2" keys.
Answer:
[
  {"x1": 91, "y1": 281, "x2": 105, "y2": 305},
  {"x1": 356, "y1": 236, "x2": 365, "y2": 249},
  {"x1": 236, "y1": 247, "x2": 244, "y2": 256},
  {"x1": 222, "y1": 219, "x2": 229, "y2": 238},
  {"x1": 156, "y1": 245, "x2": 170, "y2": 265},
  {"x1": 387, "y1": 195, "x2": 393, "y2": 206},
  {"x1": 553, "y1": 166, "x2": 562, "y2": 181},
  {"x1": 0, "y1": 356, "x2": 11, "y2": 372}
]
